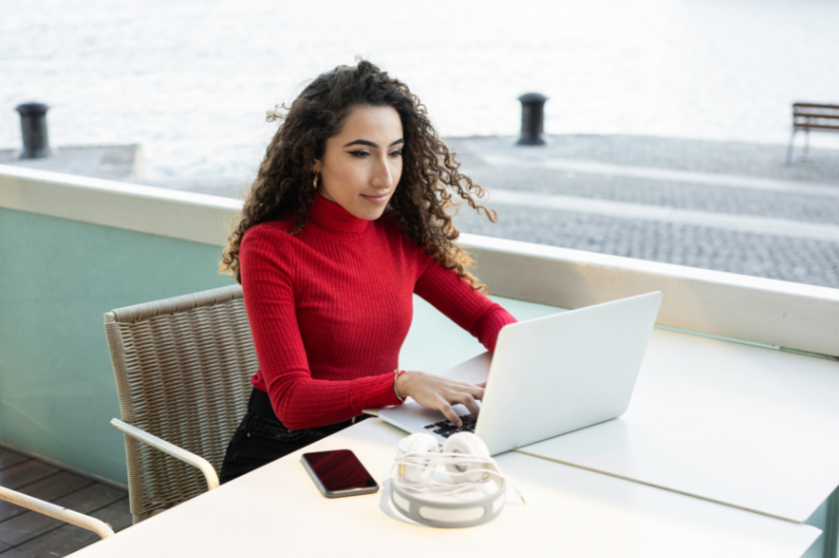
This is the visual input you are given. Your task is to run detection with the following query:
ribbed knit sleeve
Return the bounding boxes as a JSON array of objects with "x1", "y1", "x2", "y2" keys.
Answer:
[
  {"x1": 240, "y1": 226, "x2": 400, "y2": 429},
  {"x1": 414, "y1": 261, "x2": 518, "y2": 353}
]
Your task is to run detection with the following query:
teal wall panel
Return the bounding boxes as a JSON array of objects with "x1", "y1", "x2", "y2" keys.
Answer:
[
  {"x1": 0, "y1": 205, "x2": 563, "y2": 485},
  {"x1": 0, "y1": 207, "x2": 234, "y2": 484},
  {"x1": 0, "y1": 206, "x2": 562, "y2": 485}
]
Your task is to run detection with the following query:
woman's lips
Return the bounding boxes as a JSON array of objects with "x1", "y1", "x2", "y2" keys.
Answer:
[{"x1": 362, "y1": 192, "x2": 389, "y2": 205}]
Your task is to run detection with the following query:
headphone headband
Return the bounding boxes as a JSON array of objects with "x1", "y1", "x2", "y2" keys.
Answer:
[
  {"x1": 388, "y1": 432, "x2": 508, "y2": 528},
  {"x1": 390, "y1": 475, "x2": 507, "y2": 528}
]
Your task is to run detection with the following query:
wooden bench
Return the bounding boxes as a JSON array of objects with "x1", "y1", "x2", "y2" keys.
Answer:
[{"x1": 786, "y1": 102, "x2": 839, "y2": 164}]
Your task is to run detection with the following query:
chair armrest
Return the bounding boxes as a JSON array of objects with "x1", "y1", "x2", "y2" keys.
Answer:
[
  {"x1": 110, "y1": 418, "x2": 220, "y2": 491},
  {"x1": 0, "y1": 486, "x2": 115, "y2": 539}
]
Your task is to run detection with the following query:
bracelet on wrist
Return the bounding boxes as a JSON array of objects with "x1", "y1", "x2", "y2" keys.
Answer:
[{"x1": 393, "y1": 369, "x2": 406, "y2": 402}]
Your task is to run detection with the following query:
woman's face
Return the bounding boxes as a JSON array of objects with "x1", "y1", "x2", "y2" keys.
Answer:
[{"x1": 314, "y1": 105, "x2": 404, "y2": 221}]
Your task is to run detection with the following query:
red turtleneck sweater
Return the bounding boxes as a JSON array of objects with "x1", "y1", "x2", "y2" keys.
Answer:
[{"x1": 240, "y1": 194, "x2": 517, "y2": 429}]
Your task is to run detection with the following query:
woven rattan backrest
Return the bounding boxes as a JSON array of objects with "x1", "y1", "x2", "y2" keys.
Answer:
[{"x1": 104, "y1": 284, "x2": 258, "y2": 519}]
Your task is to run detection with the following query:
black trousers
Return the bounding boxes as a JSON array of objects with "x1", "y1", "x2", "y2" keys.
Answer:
[{"x1": 219, "y1": 388, "x2": 367, "y2": 484}]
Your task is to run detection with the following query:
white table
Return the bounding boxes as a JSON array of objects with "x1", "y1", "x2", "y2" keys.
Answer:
[
  {"x1": 72, "y1": 419, "x2": 819, "y2": 557},
  {"x1": 518, "y1": 327, "x2": 839, "y2": 523}
]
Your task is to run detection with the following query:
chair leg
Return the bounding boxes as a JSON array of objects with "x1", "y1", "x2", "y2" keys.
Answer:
[
  {"x1": 803, "y1": 130, "x2": 810, "y2": 161},
  {"x1": 786, "y1": 130, "x2": 796, "y2": 165}
]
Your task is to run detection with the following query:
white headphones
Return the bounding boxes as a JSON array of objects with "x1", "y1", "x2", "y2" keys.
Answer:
[{"x1": 387, "y1": 432, "x2": 509, "y2": 528}]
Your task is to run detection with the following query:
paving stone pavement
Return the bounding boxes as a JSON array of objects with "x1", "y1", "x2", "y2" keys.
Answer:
[
  {"x1": 444, "y1": 135, "x2": 839, "y2": 184},
  {"x1": 455, "y1": 205, "x2": 839, "y2": 289},
  {"x1": 443, "y1": 135, "x2": 839, "y2": 290},
  {"x1": 454, "y1": 166, "x2": 839, "y2": 225}
]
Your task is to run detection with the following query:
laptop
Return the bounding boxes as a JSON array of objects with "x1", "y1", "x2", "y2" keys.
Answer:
[{"x1": 375, "y1": 291, "x2": 662, "y2": 455}]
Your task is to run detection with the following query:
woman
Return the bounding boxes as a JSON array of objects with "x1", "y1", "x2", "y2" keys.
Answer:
[{"x1": 218, "y1": 60, "x2": 517, "y2": 483}]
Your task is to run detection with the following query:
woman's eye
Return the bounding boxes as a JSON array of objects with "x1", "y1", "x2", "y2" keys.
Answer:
[
  {"x1": 348, "y1": 150, "x2": 369, "y2": 158},
  {"x1": 389, "y1": 149, "x2": 403, "y2": 157}
]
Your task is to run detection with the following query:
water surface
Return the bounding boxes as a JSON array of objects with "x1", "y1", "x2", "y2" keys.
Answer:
[{"x1": 2, "y1": 0, "x2": 838, "y2": 179}]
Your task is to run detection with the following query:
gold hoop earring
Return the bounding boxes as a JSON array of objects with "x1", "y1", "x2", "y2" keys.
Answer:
[{"x1": 313, "y1": 174, "x2": 319, "y2": 190}]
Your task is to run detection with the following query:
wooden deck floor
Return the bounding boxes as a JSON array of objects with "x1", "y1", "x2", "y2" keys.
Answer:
[{"x1": 0, "y1": 446, "x2": 131, "y2": 557}]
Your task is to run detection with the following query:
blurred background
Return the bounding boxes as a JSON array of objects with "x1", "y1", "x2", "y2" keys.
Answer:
[{"x1": 2, "y1": 0, "x2": 839, "y2": 285}]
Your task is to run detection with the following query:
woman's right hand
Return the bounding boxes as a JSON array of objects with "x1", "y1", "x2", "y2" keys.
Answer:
[{"x1": 394, "y1": 371, "x2": 485, "y2": 427}]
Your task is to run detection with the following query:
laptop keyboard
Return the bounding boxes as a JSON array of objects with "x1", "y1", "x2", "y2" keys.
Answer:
[{"x1": 423, "y1": 415, "x2": 476, "y2": 438}]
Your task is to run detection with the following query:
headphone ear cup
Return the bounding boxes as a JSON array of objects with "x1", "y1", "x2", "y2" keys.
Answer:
[
  {"x1": 442, "y1": 432, "x2": 491, "y2": 483},
  {"x1": 396, "y1": 433, "x2": 440, "y2": 485}
]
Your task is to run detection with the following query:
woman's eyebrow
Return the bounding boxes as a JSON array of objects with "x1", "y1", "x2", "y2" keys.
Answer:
[{"x1": 343, "y1": 138, "x2": 405, "y2": 148}]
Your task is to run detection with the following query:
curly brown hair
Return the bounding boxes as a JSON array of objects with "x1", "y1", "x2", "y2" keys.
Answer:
[{"x1": 220, "y1": 59, "x2": 496, "y2": 291}]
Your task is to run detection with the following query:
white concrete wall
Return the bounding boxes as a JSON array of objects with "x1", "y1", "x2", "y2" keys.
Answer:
[{"x1": 2, "y1": 163, "x2": 838, "y2": 357}]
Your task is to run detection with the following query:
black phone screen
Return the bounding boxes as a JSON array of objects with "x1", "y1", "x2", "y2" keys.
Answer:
[{"x1": 301, "y1": 449, "x2": 378, "y2": 497}]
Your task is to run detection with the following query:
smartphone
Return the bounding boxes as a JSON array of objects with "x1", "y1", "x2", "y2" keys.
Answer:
[{"x1": 301, "y1": 449, "x2": 379, "y2": 498}]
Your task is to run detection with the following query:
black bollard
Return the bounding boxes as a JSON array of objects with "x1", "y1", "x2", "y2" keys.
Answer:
[
  {"x1": 516, "y1": 92, "x2": 548, "y2": 146},
  {"x1": 15, "y1": 102, "x2": 52, "y2": 159}
]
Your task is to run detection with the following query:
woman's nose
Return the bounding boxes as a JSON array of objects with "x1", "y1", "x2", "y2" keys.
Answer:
[{"x1": 372, "y1": 156, "x2": 394, "y2": 188}]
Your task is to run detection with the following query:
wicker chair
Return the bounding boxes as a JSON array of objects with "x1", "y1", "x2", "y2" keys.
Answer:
[{"x1": 104, "y1": 284, "x2": 259, "y2": 524}]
